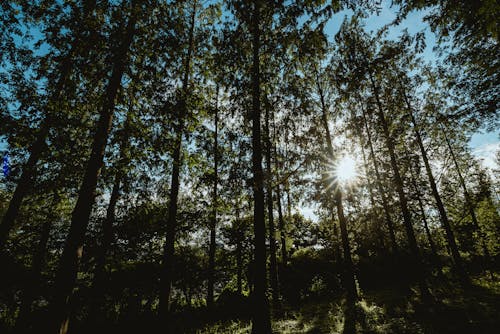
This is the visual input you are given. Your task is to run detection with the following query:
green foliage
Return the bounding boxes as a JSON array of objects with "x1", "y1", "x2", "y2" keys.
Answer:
[{"x1": 0, "y1": 0, "x2": 498, "y2": 333}]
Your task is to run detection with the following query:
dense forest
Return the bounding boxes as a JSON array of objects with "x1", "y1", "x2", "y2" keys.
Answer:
[{"x1": 0, "y1": 0, "x2": 499, "y2": 333}]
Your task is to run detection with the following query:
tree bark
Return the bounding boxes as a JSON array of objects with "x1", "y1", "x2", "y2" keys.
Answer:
[
  {"x1": 264, "y1": 100, "x2": 279, "y2": 308},
  {"x1": 316, "y1": 70, "x2": 358, "y2": 302},
  {"x1": 48, "y1": 9, "x2": 137, "y2": 333},
  {"x1": 250, "y1": 1, "x2": 272, "y2": 332},
  {"x1": 207, "y1": 87, "x2": 219, "y2": 308},
  {"x1": 360, "y1": 106, "x2": 398, "y2": 253},
  {"x1": 159, "y1": 0, "x2": 197, "y2": 323}
]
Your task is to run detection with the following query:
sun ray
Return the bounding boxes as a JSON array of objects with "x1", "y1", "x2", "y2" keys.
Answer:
[{"x1": 335, "y1": 155, "x2": 357, "y2": 184}]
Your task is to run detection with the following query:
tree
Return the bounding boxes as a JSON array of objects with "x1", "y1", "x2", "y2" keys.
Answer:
[
  {"x1": 0, "y1": 0, "x2": 100, "y2": 249},
  {"x1": 48, "y1": 2, "x2": 139, "y2": 332},
  {"x1": 158, "y1": 0, "x2": 198, "y2": 323}
]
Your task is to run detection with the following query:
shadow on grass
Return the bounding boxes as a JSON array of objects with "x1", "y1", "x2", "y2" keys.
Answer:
[
  {"x1": 270, "y1": 273, "x2": 499, "y2": 334},
  {"x1": 59, "y1": 273, "x2": 500, "y2": 334}
]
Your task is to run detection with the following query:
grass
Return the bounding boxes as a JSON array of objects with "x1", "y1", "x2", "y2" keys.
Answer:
[{"x1": 192, "y1": 272, "x2": 500, "y2": 333}]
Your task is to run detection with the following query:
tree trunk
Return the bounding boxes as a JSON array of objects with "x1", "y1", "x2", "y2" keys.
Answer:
[
  {"x1": 264, "y1": 101, "x2": 279, "y2": 308},
  {"x1": 369, "y1": 72, "x2": 431, "y2": 300},
  {"x1": 276, "y1": 189, "x2": 287, "y2": 265},
  {"x1": 250, "y1": 2, "x2": 272, "y2": 333},
  {"x1": 235, "y1": 165, "x2": 243, "y2": 295},
  {"x1": 236, "y1": 237, "x2": 243, "y2": 294},
  {"x1": 316, "y1": 70, "x2": 358, "y2": 302},
  {"x1": 401, "y1": 89, "x2": 469, "y2": 287},
  {"x1": 405, "y1": 152, "x2": 443, "y2": 276},
  {"x1": 275, "y1": 177, "x2": 287, "y2": 266},
  {"x1": 15, "y1": 214, "x2": 53, "y2": 332},
  {"x1": 48, "y1": 10, "x2": 137, "y2": 333},
  {"x1": 272, "y1": 111, "x2": 287, "y2": 266},
  {"x1": 207, "y1": 87, "x2": 219, "y2": 308},
  {"x1": 353, "y1": 109, "x2": 387, "y2": 253},
  {"x1": 360, "y1": 106, "x2": 398, "y2": 253},
  {"x1": 90, "y1": 112, "x2": 131, "y2": 321},
  {"x1": 89, "y1": 170, "x2": 121, "y2": 321},
  {"x1": 159, "y1": 0, "x2": 197, "y2": 323},
  {"x1": 443, "y1": 127, "x2": 493, "y2": 278}
]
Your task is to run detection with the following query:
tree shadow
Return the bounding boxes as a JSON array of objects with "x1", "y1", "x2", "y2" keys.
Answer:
[{"x1": 361, "y1": 278, "x2": 500, "y2": 334}]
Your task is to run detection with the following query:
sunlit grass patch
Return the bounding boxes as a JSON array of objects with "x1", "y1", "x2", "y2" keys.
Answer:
[
  {"x1": 356, "y1": 299, "x2": 424, "y2": 334},
  {"x1": 194, "y1": 319, "x2": 251, "y2": 334},
  {"x1": 272, "y1": 318, "x2": 316, "y2": 333}
]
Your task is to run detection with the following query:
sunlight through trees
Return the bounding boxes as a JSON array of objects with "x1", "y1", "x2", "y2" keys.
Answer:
[{"x1": 0, "y1": 0, "x2": 498, "y2": 333}]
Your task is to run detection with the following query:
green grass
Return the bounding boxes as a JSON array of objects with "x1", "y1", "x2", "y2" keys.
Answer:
[{"x1": 193, "y1": 272, "x2": 500, "y2": 333}]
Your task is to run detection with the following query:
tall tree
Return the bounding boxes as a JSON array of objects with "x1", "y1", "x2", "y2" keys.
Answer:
[
  {"x1": 89, "y1": 110, "x2": 133, "y2": 322},
  {"x1": 360, "y1": 104, "x2": 398, "y2": 253},
  {"x1": 207, "y1": 86, "x2": 219, "y2": 308},
  {"x1": 264, "y1": 98, "x2": 280, "y2": 308},
  {"x1": 369, "y1": 68, "x2": 431, "y2": 299},
  {"x1": 48, "y1": 3, "x2": 138, "y2": 332},
  {"x1": 159, "y1": 0, "x2": 197, "y2": 322},
  {"x1": 0, "y1": 0, "x2": 99, "y2": 249},
  {"x1": 400, "y1": 83, "x2": 469, "y2": 287},
  {"x1": 248, "y1": 1, "x2": 272, "y2": 331},
  {"x1": 442, "y1": 123, "x2": 493, "y2": 277},
  {"x1": 311, "y1": 60, "x2": 358, "y2": 303}
]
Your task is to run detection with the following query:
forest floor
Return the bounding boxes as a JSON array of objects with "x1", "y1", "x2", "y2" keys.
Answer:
[{"x1": 192, "y1": 273, "x2": 500, "y2": 334}]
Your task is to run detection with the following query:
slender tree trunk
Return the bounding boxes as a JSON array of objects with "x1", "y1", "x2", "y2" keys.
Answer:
[
  {"x1": 15, "y1": 213, "x2": 53, "y2": 332},
  {"x1": 0, "y1": 1, "x2": 98, "y2": 249},
  {"x1": 89, "y1": 170, "x2": 122, "y2": 321},
  {"x1": 250, "y1": 2, "x2": 272, "y2": 332},
  {"x1": 442, "y1": 127, "x2": 493, "y2": 278},
  {"x1": 264, "y1": 101, "x2": 279, "y2": 308},
  {"x1": 360, "y1": 106, "x2": 398, "y2": 253},
  {"x1": 276, "y1": 178, "x2": 287, "y2": 266},
  {"x1": 207, "y1": 87, "x2": 219, "y2": 308},
  {"x1": 236, "y1": 237, "x2": 243, "y2": 294},
  {"x1": 401, "y1": 89, "x2": 469, "y2": 287},
  {"x1": 335, "y1": 191, "x2": 358, "y2": 302},
  {"x1": 89, "y1": 112, "x2": 131, "y2": 321},
  {"x1": 353, "y1": 110, "x2": 386, "y2": 252},
  {"x1": 273, "y1": 118, "x2": 287, "y2": 266},
  {"x1": 369, "y1": 72, "x2": 431, "y2": 300},
  {"x1": 234, "y1": 153, "x2": 244, "y2": 296},
  {"x1": 0, "y1": 125, "x2": 49, "y2": 249},
  {"x1": 332, "y1": 218, "x2": 341, "y2": 265},
  {"x1": 405, "y1": 156, "x2": 443, "y2": 275},
  {"x1": 316, "y1": 84, "x2": 356, "y2": 298},
  {"x1": 316, "y1": 71, "x2": 357, "y2": 302},
  {"x1": 48, "y1": 10, "x2": 137, "y2": 334},
  {"x1": 159, "y1": 0, "x2": 197, "y2": 323}
]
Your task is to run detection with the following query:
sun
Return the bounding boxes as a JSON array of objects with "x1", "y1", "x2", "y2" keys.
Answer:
[{"x1": 335, "y1": 155, "x2": 358, "y2": 184}]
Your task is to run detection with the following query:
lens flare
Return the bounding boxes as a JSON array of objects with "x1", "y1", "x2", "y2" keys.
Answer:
[{"x1": 335, "y1": 155, "x2": 357, "y2": 184}]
